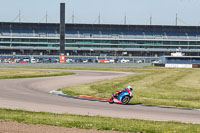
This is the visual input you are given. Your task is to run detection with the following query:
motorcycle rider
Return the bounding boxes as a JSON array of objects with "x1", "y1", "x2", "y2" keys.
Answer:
[{"x1": 114, "y1": 86, "x2": 133, "y2": 98}]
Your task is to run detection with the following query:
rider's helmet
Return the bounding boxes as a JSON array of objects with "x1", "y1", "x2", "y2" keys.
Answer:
[{"x1": 128, "y1": 86, "x2": 133, "y2": 91}]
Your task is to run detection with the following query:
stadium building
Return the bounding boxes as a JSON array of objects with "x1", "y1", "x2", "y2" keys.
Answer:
[{"x1": 1, "y1": 22, "x2": 200, "y2": 56}]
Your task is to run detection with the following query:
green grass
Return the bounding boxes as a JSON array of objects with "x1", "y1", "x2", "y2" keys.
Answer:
[
  {"x1": 58, "y1": 67, "x2": 200, "y2": 109},
  {"x1": 0, "y1": 69, "x2": 74, "y2": 79},
  {"x1": 0, "y1": 108, "x2": 199, "y2": 133}
]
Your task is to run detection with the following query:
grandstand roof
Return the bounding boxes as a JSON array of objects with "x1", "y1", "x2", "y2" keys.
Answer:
[{"x1": 1, "y1": 22, "x2": 200, "y2": 32}]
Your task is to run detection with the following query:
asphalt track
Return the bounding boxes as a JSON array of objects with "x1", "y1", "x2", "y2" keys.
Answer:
[{"x1": 0, "y1": 69, "x2": 200, "y2": 124}]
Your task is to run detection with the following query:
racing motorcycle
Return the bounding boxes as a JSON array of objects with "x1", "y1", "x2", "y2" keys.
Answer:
[{"x1": 109, "y1": 90, "x2": 133, "y2": 104}]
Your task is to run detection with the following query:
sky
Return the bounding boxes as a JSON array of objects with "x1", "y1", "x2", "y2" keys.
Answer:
[{"x1": 0, "y1": 0, "x2": 200, "y2": 26}]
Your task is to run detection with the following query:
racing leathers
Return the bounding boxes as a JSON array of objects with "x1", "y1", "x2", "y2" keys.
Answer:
[{"x1": 114, "y1": 88, "x2": 129, "y2": 98}]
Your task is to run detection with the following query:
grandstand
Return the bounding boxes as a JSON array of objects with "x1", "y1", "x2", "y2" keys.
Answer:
[{"x1": 0, "y1": 22, "x2": 200, "y2": 56}]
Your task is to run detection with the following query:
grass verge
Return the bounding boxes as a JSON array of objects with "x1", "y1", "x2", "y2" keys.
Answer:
[
  {"x1": 58, "y1": 67, "x2": 200, "y2": 109},
  {"x1": 0, "y1": 69, "x2": 74, "y2": 79},
  {"x1": 0, "y1": 108, "x2": 199, "y2": 133}
]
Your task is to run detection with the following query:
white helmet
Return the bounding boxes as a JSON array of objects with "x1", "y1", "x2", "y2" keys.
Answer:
[{"x1": 128, "y1": 86, "x2": 133, "y2": 91}]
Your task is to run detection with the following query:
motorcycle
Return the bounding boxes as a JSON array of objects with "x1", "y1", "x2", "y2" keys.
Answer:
[{"x1": 109, "y1": 90, "x2": 133, "y2": 104}]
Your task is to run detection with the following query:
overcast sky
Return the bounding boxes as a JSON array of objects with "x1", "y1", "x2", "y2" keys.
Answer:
[{"x1": 0, "y1": 0, "x2": 200, "y2": 26}]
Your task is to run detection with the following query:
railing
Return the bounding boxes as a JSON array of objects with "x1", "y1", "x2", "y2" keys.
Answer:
[{"x1": 1, "y1": 31, "x2": 200, "y2": 40}]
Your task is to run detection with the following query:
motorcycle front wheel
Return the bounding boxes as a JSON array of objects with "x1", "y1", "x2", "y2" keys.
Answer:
[
  {"x1": 109, "y1": 101, "x2": 114, "y2": 104},
  {"x1": 109, "y1": 97, "x2": 114, "y2": 104}
]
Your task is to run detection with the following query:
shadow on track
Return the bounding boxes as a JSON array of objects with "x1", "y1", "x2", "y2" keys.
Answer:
[{"x1": 128, "y1": 103, "x2": 196, "y2": 111}]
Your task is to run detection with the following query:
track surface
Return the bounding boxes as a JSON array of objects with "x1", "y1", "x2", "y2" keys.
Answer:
[{"x1": 0, "y1": 69, "x2": 200, "y2": 124}]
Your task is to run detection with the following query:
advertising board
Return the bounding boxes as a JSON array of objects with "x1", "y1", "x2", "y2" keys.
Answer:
[
  {"x1": 60, "y1": 55, "x2": 65, "y2": 63},
  {"x1": 165, "y1": 64, "x2": 192, "y2": 68}
]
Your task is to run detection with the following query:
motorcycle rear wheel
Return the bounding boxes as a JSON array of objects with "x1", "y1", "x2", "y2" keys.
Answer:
[{"x1": 121, "y1": 96, "x2": 130, "y2": 104}]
